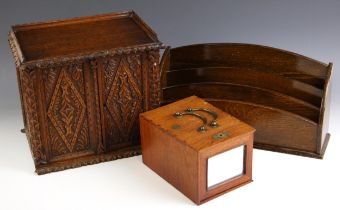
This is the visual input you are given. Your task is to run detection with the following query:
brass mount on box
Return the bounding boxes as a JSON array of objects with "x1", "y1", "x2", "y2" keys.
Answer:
[{"x1": 173, "y1": 107, "x2": 219, "y2": 132}]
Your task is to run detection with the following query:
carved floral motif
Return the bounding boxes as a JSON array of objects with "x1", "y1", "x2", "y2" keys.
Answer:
[
  {"x1": 104, "y1": 57, "x2": 142, "y2": 146},
  {"x1": 47, "y1": 69, "x2": 86, "y2": 152}
]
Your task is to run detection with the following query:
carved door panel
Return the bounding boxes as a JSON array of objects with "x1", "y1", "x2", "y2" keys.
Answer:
[
  {"x1": 42, "y1": 61, "x2": 97, "y2": 161},
  {"x1": 98, "y1": 54, "x2": 144, "y2": 151}
]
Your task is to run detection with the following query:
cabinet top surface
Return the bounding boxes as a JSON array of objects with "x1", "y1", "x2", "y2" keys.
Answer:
[
  {"x1": 9, "y1": 11, "x2": 162, "y2": 64},
  {"x1": 141, "y1": 96, "x2": 255, "y2": 152}
]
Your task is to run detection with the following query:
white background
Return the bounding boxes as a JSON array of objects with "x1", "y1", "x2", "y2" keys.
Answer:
[
  {"x1": 1, "y1": 1, "x2": 339, "y2": 209},
  {"x1": 1, "y1": 111, "x2": 339, "y2": 210}
]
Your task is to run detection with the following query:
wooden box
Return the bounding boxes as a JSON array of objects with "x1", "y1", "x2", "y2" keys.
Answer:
[
  {"x1": 140, "y1": 96, "x2": 255, "y2": 205},
  {"x1": 160, "y1": 43, "x2": 332, "y2": 158},
  {"x1": 8, "y1": 11, "x2": 163, "y2": 174}
]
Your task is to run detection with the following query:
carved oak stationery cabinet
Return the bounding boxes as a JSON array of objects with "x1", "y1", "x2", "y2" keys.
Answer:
[
  {"x1": 140, "y1": 96, "x2": 255, "y2": 205},
  {"x1": 160, "y1": 43, "x2": 332, "y2": 159},
  {"x1": 8, "y1": 11, "x2": 163, "y2": 174}
]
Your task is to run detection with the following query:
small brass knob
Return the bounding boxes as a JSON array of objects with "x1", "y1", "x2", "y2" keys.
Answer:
[
  {"x1": 186, "y1": 107, "x2": 193, "y2": 112},
  {"x1": 198, "y1": 126, "x2": 207, "y2": 132},
  {"x1": 174, "y1": 112, "x2": 182, "y2": 118},
  {"x1": 210, "y1": 121, "x2": 218, "y2": 128}
]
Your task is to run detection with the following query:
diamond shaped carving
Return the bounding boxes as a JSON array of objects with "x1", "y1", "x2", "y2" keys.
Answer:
[
  {"x1": 47, "y1": 70, "x2": 86, "y2": 152},
  {"x1": 106, "y1": 58, "x2": 142, "y2": 138}
]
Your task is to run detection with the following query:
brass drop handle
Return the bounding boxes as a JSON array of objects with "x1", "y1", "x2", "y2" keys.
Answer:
[
  {"x1": 173, "y1": 112, "x2": 208, "y2": 132},
  {"x1": 173, "y1": 107, "x2": 219, "y2": 132},
  {"x1": 185, "y1": 107, "x2": 219, "y2": 128}
]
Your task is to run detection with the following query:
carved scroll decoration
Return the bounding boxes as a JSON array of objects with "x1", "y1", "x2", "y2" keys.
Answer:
[
  {"x1": 20, "y1": 68, "x2": 47, "y2": 164},
  {"x1": 148, "y1": 50, "x2": 161, "y2": 109}
]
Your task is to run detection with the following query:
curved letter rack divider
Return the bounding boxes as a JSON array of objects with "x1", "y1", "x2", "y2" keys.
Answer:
[{"x1": 160, "y1": 43, "x2": 332, "y2": 158}]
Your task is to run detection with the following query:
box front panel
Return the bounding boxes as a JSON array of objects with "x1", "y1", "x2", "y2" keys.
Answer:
[
  {"x1": 199, "y1": 134, "x2": 253, "y2": 203},
  {"x1": 42, "y1": 61, "x2": 96, "y2": 161}
]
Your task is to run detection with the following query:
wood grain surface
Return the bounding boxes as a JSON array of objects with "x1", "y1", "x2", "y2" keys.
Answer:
[
  {"x1": 160, "y1": 43, "x2": 332, "y2": 158},
  {"x1": 140, "y1": 96, "x2": 255, "y2": 204}
]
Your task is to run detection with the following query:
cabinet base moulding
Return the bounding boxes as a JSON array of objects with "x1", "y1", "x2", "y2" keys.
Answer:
[{"x1": 35, "y1": 146, "x2": 141, "y2": 175}]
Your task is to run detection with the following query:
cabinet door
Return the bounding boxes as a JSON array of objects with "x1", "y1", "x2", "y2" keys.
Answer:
[
  {"x1": 97, "y1": 53, "x2": 144, "y2": 151},
  {"x1": 42, "y1": 61, "x2": 98, "y2": 161}
]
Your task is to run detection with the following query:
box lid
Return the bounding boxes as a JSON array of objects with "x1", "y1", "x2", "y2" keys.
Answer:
[
  {"x1": 9, "y1": 11, "x2": 163, "y2": 67},
  {"x1": 140, "y1": 96, "x2": 255, "y2": 152}
]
